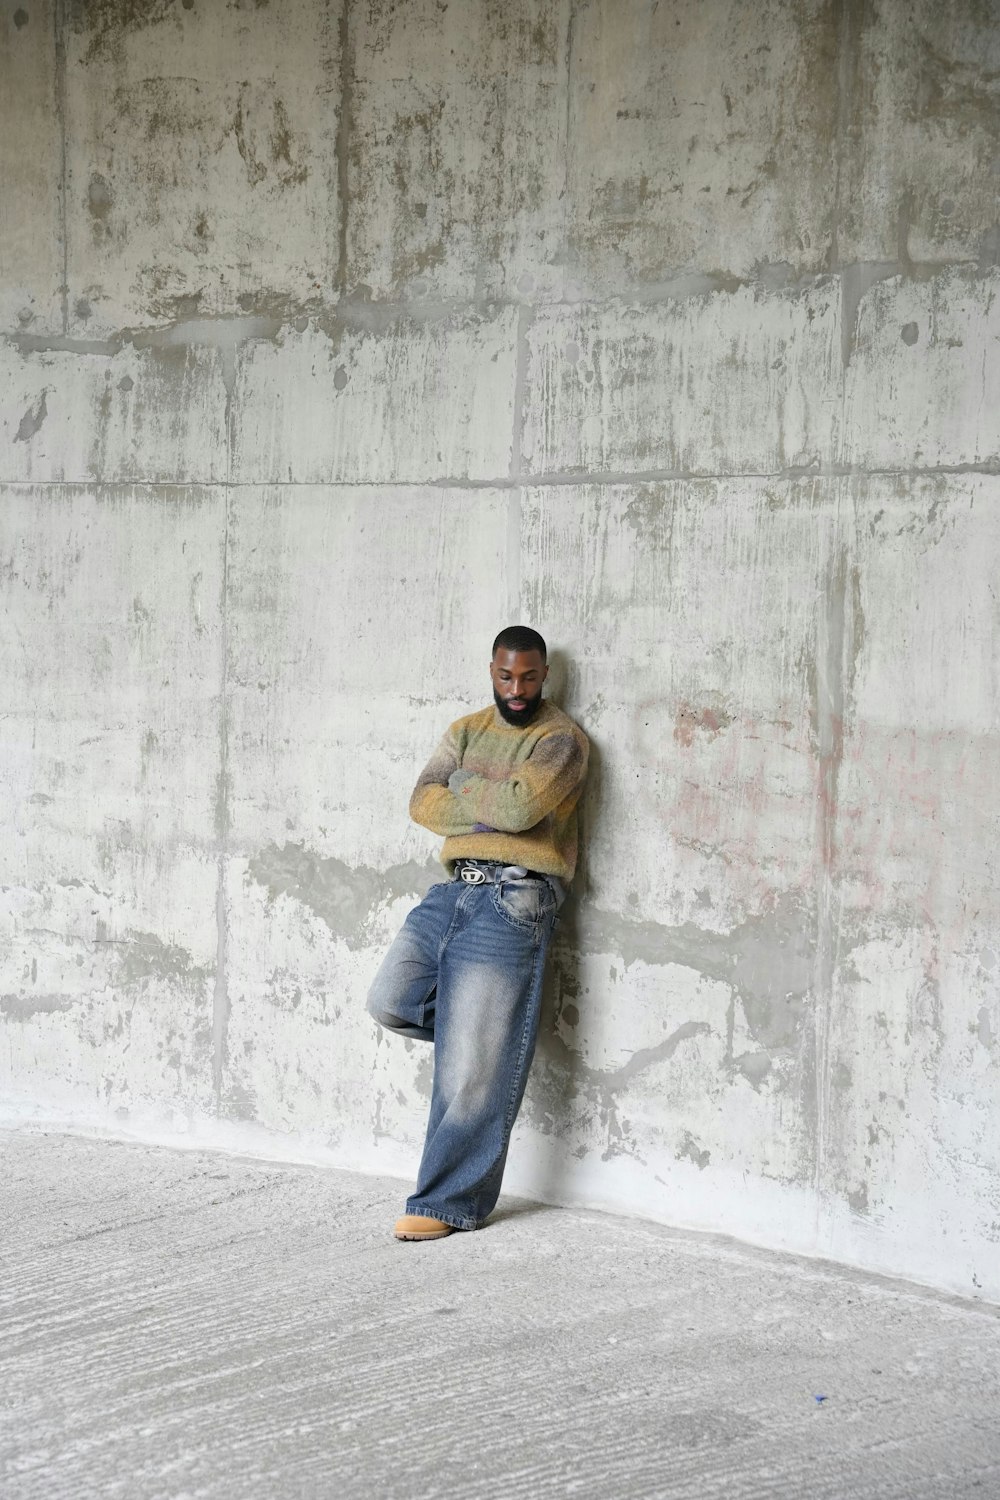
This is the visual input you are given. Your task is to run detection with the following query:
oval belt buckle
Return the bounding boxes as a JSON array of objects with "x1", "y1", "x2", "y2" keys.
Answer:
[{"x1": 460, "y1": 865, "x2": 486, "y2": 885}]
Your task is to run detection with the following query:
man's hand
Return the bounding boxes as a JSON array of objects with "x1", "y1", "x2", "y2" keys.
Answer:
[{"x1": 449, "y1": 772, "x2": 497, "y2": 830}]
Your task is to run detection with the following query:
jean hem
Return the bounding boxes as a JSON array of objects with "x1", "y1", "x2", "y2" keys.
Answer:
[{"x1": 405, "y1": 1202, "x2": 479, "y2": 1232}]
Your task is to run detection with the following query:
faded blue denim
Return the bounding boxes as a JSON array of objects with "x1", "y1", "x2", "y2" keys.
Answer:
[{"x1": 366, "y1": 876, "x2": 559, "y2": 1230}]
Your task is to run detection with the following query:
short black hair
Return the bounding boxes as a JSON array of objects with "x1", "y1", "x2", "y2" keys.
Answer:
[{"x1": 492, "y1": 625, "x2": 547, "y2": 661}]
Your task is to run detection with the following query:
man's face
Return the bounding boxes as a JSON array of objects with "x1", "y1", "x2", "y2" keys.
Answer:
[{"x1": 490, "y1": 647, "x2": 549, "y2": 727}]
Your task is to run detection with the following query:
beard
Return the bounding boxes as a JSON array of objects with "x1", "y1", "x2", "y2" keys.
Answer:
[{"x1": 494, "y1": 688, "x2": 545, "y2": 727}]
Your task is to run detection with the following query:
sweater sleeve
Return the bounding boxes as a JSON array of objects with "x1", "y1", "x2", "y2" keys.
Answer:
[
  {"x1": 408, "y1": 724, "x2": 481, "y2": 837},
  {"x1": 449, "y1": 729, "x2": 588, "y2": 834}
]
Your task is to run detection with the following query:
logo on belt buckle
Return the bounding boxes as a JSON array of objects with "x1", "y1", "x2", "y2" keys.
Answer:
[{"x1": 460, "y1": 865, "x2": 487, "y2": 885}]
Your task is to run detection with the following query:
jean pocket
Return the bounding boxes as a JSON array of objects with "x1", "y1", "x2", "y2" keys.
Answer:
[{"x1": 492, "y1": 881, "x2": 555, "y2": 929}]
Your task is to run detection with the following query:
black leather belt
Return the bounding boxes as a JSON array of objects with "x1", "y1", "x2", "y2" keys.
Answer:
[{"x1": 454, "y1": 859, "x2": 548, "y2": 886}]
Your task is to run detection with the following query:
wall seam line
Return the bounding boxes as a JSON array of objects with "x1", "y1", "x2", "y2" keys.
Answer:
[
  {"x1": 335, "y1": 0, "x2": 353, "y2": 297},
  {"x1": 3, "y1": 461, "x2": 999, "y2": 493},
  {"x1": 211, "y1": 346, "x2": 235, "y2": 1114},
  {"x1": 53, "y1": 1, "x2": 69, "y2": 336}
]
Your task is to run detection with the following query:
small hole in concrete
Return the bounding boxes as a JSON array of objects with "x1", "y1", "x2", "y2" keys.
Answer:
[
  {"x1": 334, "y1": 366, "x2": 349, "y2": 391},
  {"x1": 14, "y1": 8, "x2": 29, "y2": 28},
  {"x1": 900, "y1": 322, "x2": 918, "y2": 346}
]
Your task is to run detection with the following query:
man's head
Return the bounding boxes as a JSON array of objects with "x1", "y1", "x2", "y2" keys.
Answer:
[{"x1": 490, "y1": 626, "x2": 549, "y2": 727}]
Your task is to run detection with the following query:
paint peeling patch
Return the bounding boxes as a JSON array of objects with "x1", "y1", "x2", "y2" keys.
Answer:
[
  {"x1": 233, "y1": 90, "x2": 269, "y2": 187},
  {"x1": 103, "y1": 931, "x2": 212, "y2": 986},
  {"x1": 247, "y1": 843, "x2": 437, "y2": 949},
  {"x1": 733, "y1": 1051, "x2": 773, "y2": 1090},
  {"x1": 15, "y1": 390, "x2": 48, "y2": 442},
  {"x1": 577, "y1": 893, "x2": 815, "y2": 1051},
  {"x1": 414, "y1": 1052, "x2": 434, "y2": 1100},
  {"x1": 70, "y1": 1, "x2": 178, "y2": 64},
  {"x1": 974, "y1": 1006, "x2": 994, "y2": 1050},
  {"x1": 233, "y1": 87, "x2": 308, "y2": 189},
  {"x1": 614, "y1": 1021, "x2": 714, "y2": 1087},
  {"x1": 676, "y1": 1132, "x2": 711, "y2": 1170},
  {"x1": 0, "y1": 993, "x2": 76, "y2": 1020},
  {"x1": 674, "y1": 703, "x2": 734, "y2": 747},
  {"x1": 527, "y1": 1012, "x2": 713, "y2": 1163},
  {"x1": 528, "y1": 896, "x2": 816, "y2": 1158}
]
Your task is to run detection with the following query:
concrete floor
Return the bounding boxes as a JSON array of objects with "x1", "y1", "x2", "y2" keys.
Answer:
[{"x1": 2, "y1": 1130, "x2": 999, "y2": 1500}]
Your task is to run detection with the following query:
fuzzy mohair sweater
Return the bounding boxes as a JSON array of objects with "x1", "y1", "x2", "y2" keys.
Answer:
[{"x1": 409, "y1": 700, "x2": 589, "y2": 883}]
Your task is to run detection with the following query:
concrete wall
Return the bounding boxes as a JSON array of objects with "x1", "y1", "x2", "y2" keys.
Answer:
[{"x1": 2, "y1": 0, "x2": 998, "y2": 1301}]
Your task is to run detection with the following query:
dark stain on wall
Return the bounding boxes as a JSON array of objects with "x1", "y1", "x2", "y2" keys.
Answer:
[
  {"x1": 87, "y1": 173, "x2": 113, "y2": 242},
  {"x1": 15, "y1": 390, "x2": 48, "y2": 442},
  {"x1": 247, "y1": 842, "x2": 438, "y2": 950},
  {"x1": 69, "y1": 0, "x2": 178, "y2": 62}
]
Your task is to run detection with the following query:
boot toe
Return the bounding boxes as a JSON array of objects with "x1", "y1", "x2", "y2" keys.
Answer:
[{"x1": 394, "y1": 1214, "x2": 455, "y2": 1241}]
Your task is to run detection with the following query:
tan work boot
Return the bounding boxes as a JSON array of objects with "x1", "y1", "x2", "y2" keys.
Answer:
[{"x1": 394, "y1": 1214, "x2": 454, "y2": 1241}]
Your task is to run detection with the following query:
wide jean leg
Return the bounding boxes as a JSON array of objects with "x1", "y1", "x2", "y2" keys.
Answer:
[
  {"x1": 366, "y1": 882, "x2": 454, "y2": 1042},
  {"x1": 366, "y1": 877, "x2": 558, "y2": 1230}
]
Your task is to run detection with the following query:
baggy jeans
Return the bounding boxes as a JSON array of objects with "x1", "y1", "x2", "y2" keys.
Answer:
[{"x1": 366, "y1": 876, "x2": 559, "y2": 1230}]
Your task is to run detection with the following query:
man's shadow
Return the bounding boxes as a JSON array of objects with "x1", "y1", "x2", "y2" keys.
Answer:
[{"x1": 520, "y1": 649, "x2": 603, "y2": 1200}]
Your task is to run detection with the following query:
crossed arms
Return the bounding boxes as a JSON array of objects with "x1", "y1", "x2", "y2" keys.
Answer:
[{"x1": 409, "y1": 723, "x2": 587, "y2": 838}]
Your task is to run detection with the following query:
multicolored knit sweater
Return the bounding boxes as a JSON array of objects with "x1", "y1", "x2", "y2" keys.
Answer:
[{"x1": 409, "y1": 701, "x2": 589, "y2": 883}]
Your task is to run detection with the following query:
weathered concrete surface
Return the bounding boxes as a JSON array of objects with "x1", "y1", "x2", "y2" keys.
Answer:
[
  {"x1": 1, "y1": 341, "x2": 229, "y2": 484},
  {"x1": 836, "y1": 0, "x2": 1000, "y2": 267},
  {"x1": 0, "y1": 1, "x2": 64, "y2": 336},
  {"x1": 523, "y1": 283, "x2": 843, "y2": 476},
  {"x1": 2, "y1": 0, "x2": 1000, "y2": 1304},
  {"x1": 3, "y1": 1131, "x2": 1000, "y2": 1500},
  {"x1": 0, "y1": 486, "x2": 223, "y2": 1122},
  {"x1": 230, "y1": 312, "x2": 519, "y2": 483},
  {"x1": 219, "y1": 485, "x2": 511, "y2": 1134},
  {"x1": 843, "y1": 268, "x2": 1000, "y2": 467},
  {"x1": 61, "y1": 0, "x2": 341, "y2": 336},
  {"x1": 514, "y1": 473, "x2": 1000, "y2": 1295},
  {"x1": 349, "y1": 0, "x2": 571, "y2": 303},
  {"x1": 564, "y1": 0, "x2": 841, "y2": 290}
]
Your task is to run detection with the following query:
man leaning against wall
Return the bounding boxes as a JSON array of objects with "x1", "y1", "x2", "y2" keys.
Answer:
[{"x1": 367, "y1": 625, "x2": 589, "y2": 1240}]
